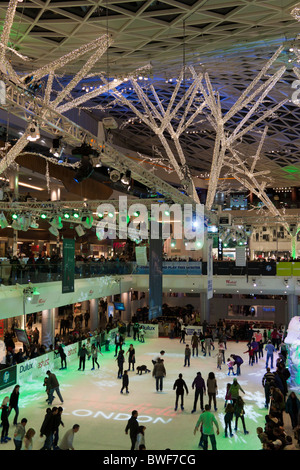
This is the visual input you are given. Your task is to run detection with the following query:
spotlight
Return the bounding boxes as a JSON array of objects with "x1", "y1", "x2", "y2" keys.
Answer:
[
  {"x1": 74, "y1": 156, "x2": 94, "y2": 183},
  {"x1": 75, "y1": 225, "x2": 86, "y2": 237},
  {"x1": 0, "y1": 212, "x2": 8, "y2": 228},
  {"x1": 121, "y1": 170, "x2": 131, "y2": 185},
  {"x1": 26, "y1": 121, "x2": 40, "y2": 142},
  {"x1": 109, "y1": 169, "x2": 121, "y2": 183},
  {"x1": 81, "y1": 212, "x2": 93, "y2": 229},
  {"x1": 252, "y1": 278, "x2": 257, "y2": 287},
  {"x1": 50, "y1": 137, "x2": 64, "y2": 158},
  {"x1": 63, "y1": 212, "x2": 70, "y2": 219},
  {"x1": 49, "y1": 215, "x2": 63, "y2": 229},
  {"x1": 49, "y1": 226, "x2": 59, "y2": 237},
  {"x1": 30, "y1": 218, "x2": 39, "y2": 229},
  {"x1": 40, "y1": 212, "x2": 47, "y2": 219}
]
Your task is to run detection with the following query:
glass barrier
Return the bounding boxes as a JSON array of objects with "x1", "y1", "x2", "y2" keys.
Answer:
[{"x1": 0, "y1": 259, "x2": 279, "y2": 286}]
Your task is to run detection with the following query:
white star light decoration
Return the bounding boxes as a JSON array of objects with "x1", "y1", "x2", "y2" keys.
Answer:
[{"x1": 0, "y1": 0, "x2": 291, "y2": 223}]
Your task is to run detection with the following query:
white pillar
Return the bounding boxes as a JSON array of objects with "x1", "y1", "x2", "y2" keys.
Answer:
[
  {"x1": 121, "y1": 292, "x2": 131, "y2": 322},
  {"x1": 89, "y1": 298, "x2": 99, "y2": 331},
  {"x1": 41, "y1": 308, "x2": 55, "y2": 349}
]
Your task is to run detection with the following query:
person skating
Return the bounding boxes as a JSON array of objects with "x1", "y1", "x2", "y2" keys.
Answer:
[
  {"x1": 173, "y1": 373, "x2": 189, "y2": 411},
  {"x1": 120, "y1": 370, "x2": 129, "y2": 394},
  {"x1": 191, "y1": 372, "x2": 206, "y2": 413}
]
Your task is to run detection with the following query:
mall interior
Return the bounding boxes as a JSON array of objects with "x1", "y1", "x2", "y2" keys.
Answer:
[{"x1": 1, "y1": 0, "x2": 300, "y2": 453}]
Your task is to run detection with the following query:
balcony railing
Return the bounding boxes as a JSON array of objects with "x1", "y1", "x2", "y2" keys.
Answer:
[{"x1": 0, "y1": 259, "x2": 290, "y2": 286}]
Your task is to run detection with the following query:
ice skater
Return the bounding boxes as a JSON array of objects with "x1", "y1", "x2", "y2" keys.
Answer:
[
  {"x1": 173, "y1": 373, "x2": 189, "y2": 411},
  {"x1": 227, "y1": 358, "x2": 236, "y2": 376},
  {"x1": 184, "y1": 344, "x2": 191, "y2": 367},
  {"x1": 91, "y1": 343, "x2": 103, "y2": 370},
  {"x1": 120, "y1": 370, "x2": 129, "y2": 394}
]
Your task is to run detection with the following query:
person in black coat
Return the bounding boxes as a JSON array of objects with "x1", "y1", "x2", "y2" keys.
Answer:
[
  {"x1": 9, "y1": 384, "x2": 20, "y2": 425},
  {"x1": 125, "y1": 410, "x2": 139, "y2": 450},
  {"x1": 117, "y1": 350, "x2": 125, "y2": 378},
  {"x1": 40, "y1": 407, "x2": 59, "y2": 450},
  {"x1": 173, "y1": 373, "x2": 189, "y2": 411},
  {"x1": 120, "y1": 370, "x2": 129, "y2": 394}
]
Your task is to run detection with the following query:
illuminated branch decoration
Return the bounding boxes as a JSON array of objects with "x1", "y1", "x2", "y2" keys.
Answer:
[
  {"x1": 223, "y1": 125, "x2": 290, "y2": 232},
  {"x1": 197, "y1": 46, "x2": 287, "y2": 210},
  {"x1": 111, "y1": 67, "x2": 206, "y2": 203}
]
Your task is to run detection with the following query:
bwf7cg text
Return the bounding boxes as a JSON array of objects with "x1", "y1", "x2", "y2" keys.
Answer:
[{"x1": 147, "y1": 454, "x2": 196, "y2": 465}]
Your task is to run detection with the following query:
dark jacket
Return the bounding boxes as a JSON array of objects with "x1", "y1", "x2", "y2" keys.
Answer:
[
  {"x1": 192, "y1": 374, "x2": 206, "y2": 391},
  {"x1": 125, "y1": 416, "x2": 139, "y2": 438},
  {"x1": 173, "y1": 377, "x2": 188, "y2": 394}
]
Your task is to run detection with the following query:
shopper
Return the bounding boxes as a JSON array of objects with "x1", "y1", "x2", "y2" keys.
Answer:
[
  {"x1": 191, "y1": 372, "x2": 206, "y2": 413},
  {"x1": 13, "y1": 417, "x2": 27, "y2": 450},
  {"x1": 193, "y1": 404, "x2": 219, "y2": 450},
  {"x1": 125, "y1": 410, "x2": 139, "y2": 451},
  {"x1": 46, "y1": 370, "x2": 64, "y2": 405},
  {"x1": 9, "y1": 384, "x2": 20, "y2": 425},
  {"x1": 207, "y1": 372, "x2": 218, "y2": 411},
  {"x1": 152, "y1": 358, "x2": 166, "y2": 392},
  {"x1": 285, "y1": 391, "x2": 300, "y2": 429},
  {"x1": 58, "y1": 424, "x2": 80, "y2": 450},
  {"x1": 173, "y1": 373, "x2": 189, "y2": 411}
]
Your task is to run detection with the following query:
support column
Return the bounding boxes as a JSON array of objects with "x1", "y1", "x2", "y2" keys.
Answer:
[
  {"x1": 41, "y1": 308, "x2": 55, "y2": 349},
  {"x1": 200, "y1": 292, "x2": 210, "y2": 324},
  {"x1": 121, "y1": 292, "x2": 131, "y2": 322},
  {"x1": 287, "y1": 294, "x2": 298, "y2": 324},
  {"x1": 89, "y1": 298, "x2": 99, "y2": 331}
]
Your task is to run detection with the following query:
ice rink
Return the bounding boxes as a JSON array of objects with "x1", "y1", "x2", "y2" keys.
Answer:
[{"x1": 0, "y1": 334, "x2": 297, "y2": 451}]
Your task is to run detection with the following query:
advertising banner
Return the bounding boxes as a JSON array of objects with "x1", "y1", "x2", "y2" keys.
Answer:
[
  {"x1": 149, "y1": 222, "x2": 163, "y2": 320},
  {"x1": 0, "y1": 365, "x2": 16, "y2": 391},
  {"x1": 62, "y1": 238, "x2": 75, "y2": 293},
  {"x1": 207, "y1": 238, "x2": 213, "y2": 299}
]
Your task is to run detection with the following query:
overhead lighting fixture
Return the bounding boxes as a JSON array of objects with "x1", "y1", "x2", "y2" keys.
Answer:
[
  {"x1": 49, "y1": 215, "x2": 63, "y2": 229},
  {"x1": 75, "y1": 225, "x2": 86, "y2": 237},
  {"x1": 26, "y1": 121, "x2": 40, "y2": 142},
  {"x1": 121, "y1": 170, "x2": 131, "y2": 185},
  {"x1": 40, "y1": 212, "x2": 47, "y2": 219},
  {"x1": 49, "y1": 226, "x2": 59, "y2": 237},
  {"x1": 0, "y1": 212, "x2": 8, "y2": 228},
  {"x1": 109, "y1": 169, "x2": 121, "y2": 183},
  {"x1": 81, "y1": 212, "x2": 93, "y2": 229}
]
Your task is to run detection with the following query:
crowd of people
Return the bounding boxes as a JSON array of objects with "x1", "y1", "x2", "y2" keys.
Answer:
[{"x1": 1, "y1": 308, "x2": 299, "y2": 451}]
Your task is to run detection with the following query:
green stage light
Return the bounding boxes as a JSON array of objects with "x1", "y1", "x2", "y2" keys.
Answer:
[
  {"x1": 40, "y1": 213, "x2": 47, "y2": 219},
  {"x1": 12, "y1": 213, "x2": 18, "y2": 219}
]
